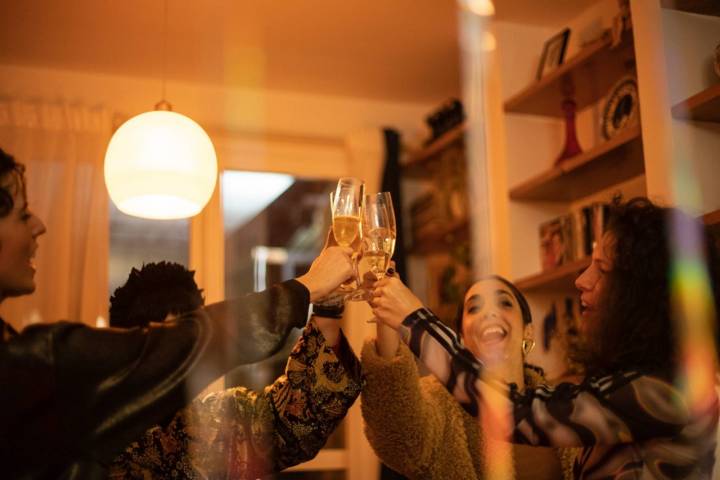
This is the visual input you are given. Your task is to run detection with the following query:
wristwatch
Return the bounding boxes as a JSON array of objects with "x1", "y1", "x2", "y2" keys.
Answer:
[{"x1": 311, "y1": 302, "x2": 345, "y2": 319}]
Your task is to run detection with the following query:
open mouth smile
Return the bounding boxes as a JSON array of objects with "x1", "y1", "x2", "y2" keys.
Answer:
[{"x1": 478, "y1": 322, "x2": 509, "y2": 345}]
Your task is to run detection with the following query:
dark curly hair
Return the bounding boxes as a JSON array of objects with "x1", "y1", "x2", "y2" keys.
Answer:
[
  {"x1": 109, "y1": 261, "x2": 205, "y2": 329},
  {"x1": 579, "y1": 197, "x2": 720, "y2": 377},
  {"x1": 0, "y1": 148, "x2": 27, "y2": 217}
]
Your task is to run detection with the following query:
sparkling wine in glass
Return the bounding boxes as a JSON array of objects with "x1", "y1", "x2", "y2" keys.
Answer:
[
  {"x1": 359, "y1": 192, "x2": 396, "y2": 285},
  {"x1": 330, "y1": 178, "x2": 364, "y2": 293}
]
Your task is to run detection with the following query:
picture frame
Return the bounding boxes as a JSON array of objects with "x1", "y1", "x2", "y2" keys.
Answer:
[
  {"x1": 536, "y1": 28, "x2": 571, "y2": 80},
  {"x1": 539, "y1": 214, "x2": 574, "y2": 271}
]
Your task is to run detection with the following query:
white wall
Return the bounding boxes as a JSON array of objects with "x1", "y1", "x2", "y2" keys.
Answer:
[
  {"x1": 0, "y1": 64, "x2": 433, "y2": 178},
  {"x1": 662, "y1": 10, "x2": 720, "y2": 215}
]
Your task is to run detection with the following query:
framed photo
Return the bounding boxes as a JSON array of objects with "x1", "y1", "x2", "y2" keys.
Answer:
[
  {"x1": 539, "y1": 214, "x2": 574, "y2": 271},
  {"x1": 536, "y1": 28, "x2": 571, "y2": 80}
]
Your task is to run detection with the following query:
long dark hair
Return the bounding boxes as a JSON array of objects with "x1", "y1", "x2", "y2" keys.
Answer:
[{"x1": 580, "y1": 197, "x2": 720, "y2": 377}]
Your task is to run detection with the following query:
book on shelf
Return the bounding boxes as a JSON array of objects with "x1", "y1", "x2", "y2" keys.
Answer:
[{"x1": 539, "y1": 202, "x2": 610, "y2": 271}]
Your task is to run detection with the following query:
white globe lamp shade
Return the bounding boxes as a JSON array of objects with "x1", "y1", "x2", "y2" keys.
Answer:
[{"x1": 104, "y1": 110, "x2": 218, "y2": 220}]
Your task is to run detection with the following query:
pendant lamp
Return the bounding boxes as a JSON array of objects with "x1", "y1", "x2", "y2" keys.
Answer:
[
  {"x1": 104, "y1": 1, "x2": 217, "y2": 220},
  {"x1": 458, "y1": 0, "x2": 495, "y2": 16}
]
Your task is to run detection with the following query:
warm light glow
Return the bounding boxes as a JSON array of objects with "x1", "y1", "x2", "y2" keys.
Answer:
[
  {"x1": 482, "y1": 31, "x2": 497, "y2": 51},
  {"x1": 458, "y1": 0, "x2": 495, "y2": 16},
  {"x1": 104, "y1": 110, "x2": 218, "y2": 220}
]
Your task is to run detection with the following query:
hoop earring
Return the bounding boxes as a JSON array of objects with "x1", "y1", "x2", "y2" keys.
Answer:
[{"x1": 522, "y1": 338, "x2": 535, "y2": 357}]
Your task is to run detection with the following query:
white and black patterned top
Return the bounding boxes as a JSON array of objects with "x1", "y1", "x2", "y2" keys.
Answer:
[{"x1": 399, "y1": 308, "x2": 718, "y2": 479}]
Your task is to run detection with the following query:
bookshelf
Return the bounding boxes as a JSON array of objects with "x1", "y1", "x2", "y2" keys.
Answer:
[
  {"x1": 494, "y1": 7, "x2": 651, "y2": 380},
  {"x1": 515, "y1": 257, "x2": 591, "y2": 292},
  {"x1": 402, "y1": 123, "x2": 466, "y2": 178},
  {"x1": 409, "y1": 219, "x2": 469, "y2": 255},
  {"x1": 660, "y1": 0, "x2": 720, "y2": 17},
  {"x1": 503, "y1": 32, "x2": 635, "y2": 117},
  {"x1": 703, "y1": 209, "x2": 720, "y2": 227},
  {"x1": 509, "y1": 125, "x2": 643, "y2": 201},
  {"x1": 671, "y1": 84, "x2": 720, "y2": 123}
]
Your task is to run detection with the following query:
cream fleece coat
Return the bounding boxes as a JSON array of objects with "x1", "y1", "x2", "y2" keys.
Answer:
[{"x1": 361, "y1": 340, "x2": 574, "y2": 480}]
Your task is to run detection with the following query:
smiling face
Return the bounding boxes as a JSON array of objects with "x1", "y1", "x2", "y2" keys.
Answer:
[
  {"x1": 0, "y1": 173, "x2": 46, "y2": 301},
  {"x1": 575, "y1": 232, "x2": 615, "y2": 331},
  {"x1": 461, "y1": 278, "x2": 531, "y2": 377}
]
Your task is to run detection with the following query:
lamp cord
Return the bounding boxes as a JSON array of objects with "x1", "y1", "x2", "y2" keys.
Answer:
[
  {"x1": 162, "y1": 0, "x2": 168, "y2": 103},
  {"x1": 155, "y1": 0, "x2": 171, "y2": 111}
]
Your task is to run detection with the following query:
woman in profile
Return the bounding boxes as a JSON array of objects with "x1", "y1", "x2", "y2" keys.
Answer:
[
  {"x1": 371, "y1": 198, "x2": 720, "y2": 479},
  {"x1": 0, "y1": 147, "x2": 356, "y2": 479}
]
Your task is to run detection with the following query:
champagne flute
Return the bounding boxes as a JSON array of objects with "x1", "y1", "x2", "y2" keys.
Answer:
[
  {"x1": 330, "y1": 178, "x2": 364, "y2": 293},
  {"x1": 357, "y1": 192, "x2": 396, "y2": 302}
]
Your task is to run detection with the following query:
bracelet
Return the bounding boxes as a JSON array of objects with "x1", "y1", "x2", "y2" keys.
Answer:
[{"x1": 312, "y1": 302, "x2": 345, "y2": 319}]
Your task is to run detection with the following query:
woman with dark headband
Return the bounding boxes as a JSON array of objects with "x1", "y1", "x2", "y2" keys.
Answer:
[
  {"x1": 362, "y1": 274, "x2": 574, "y2": 479},
  {"x1": 370, "y1": 198, "x2": 720, "y2": 479}
]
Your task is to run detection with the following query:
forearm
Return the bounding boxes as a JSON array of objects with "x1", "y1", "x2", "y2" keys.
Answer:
[
  {"x1": 399, "y1": 308, "x2": 513, "y2": 417},
  {"x1": 198, "y1": 279, "x2": 310, "y2": 376},
  {"x1": 399, "y1": 310, "x2": 698, "y2": 449},
  {"x1": 312, "y1": 315, "x2": 340, "y2": 346},
  {"x1": 269, "y1": 320, "x2": 362, "y2": 471},
  {"x1": 376, "y1": 322, "x2": 400, "y2": 359},
  {"x1": 47, "y1": 280, "x2": 308, "y2": 467}
]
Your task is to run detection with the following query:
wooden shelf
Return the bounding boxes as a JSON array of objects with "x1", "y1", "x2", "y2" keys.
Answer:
[
  {"x1": 661, "y1": 0, "x2": 720, "y2": 17},
  {"x1": 516, "y1": 257, "x2": 591, "y2": 292},
  {"x1": 703, "y1": 209, "x2": 720, "y2": 227},
  {"x1": 409, "y1": 219, "x2": 468, "y2": 255},
  {"x1": 509, "y1": 125, "x2": 644, "y2": 202},
  {"x1": 402, "y1": 123, "x2": 466, "y2": 177},
  {"x1": 671, "y1": 84, "x2": 720, "y2": 123},
  {"x1": 504, "y1": 32, "x2": 636, "y2": 117}
]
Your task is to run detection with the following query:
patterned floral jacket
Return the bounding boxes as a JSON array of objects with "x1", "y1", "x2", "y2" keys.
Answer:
[{"x1": 109, "y1": 319, "x2": 363, "y2": 479}]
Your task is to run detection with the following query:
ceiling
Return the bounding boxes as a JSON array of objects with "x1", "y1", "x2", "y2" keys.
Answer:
[{"x1": 0, "y1": 0, "x2": 599, "y2": 103}]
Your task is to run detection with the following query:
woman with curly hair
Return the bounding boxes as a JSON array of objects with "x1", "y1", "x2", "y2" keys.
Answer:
[
  {"x1": 362, "y1": 275, "x2": 574, "y2": 479},
  {"x1": 370, "y1": 197, "x2": 720, "y2": 479}
]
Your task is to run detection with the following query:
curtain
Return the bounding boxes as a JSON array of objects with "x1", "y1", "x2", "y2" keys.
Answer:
[
  {"x1": 0, "y1": 99, "x2": 111, "y2": 328},
  {"x1": 380, "y1": 128, "x2": 406, "y2": 280}
]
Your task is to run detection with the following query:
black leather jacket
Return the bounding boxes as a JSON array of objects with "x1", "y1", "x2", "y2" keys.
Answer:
[{"x1": 0, "y1": 280, "x2": 309, "y2": 479}]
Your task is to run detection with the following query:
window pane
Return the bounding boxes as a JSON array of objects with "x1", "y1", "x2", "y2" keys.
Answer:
[
  {"x1": 109, "y1": 202, "x2": 189, "y2": 297},
  {"x1": 222, "y1": 171, "x2": 345, "y2": 448}
]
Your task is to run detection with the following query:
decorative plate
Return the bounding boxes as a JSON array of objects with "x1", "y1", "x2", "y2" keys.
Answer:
[{"x1": 601, "y1": 75, "x2": 639, "y2": 140}]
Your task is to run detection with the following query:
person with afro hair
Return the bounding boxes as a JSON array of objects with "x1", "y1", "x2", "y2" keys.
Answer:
[
  {"x1": 104, "y1": 262, "x2": 362, "y2": 478},
  {"x1": 109, "y1": 261, "x2": 205, "y2": 329}
]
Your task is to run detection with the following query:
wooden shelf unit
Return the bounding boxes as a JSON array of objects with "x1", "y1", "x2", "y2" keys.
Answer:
[
  {"x1": 661, "y1": 0, "x2": 720, "y2": 17},
  {"x1": 503, "y1": 32, "x2": 636, "y2": 117},
  {"x1": 509, "y1": 125, "x2": 644, "y2": 202},
  {"x1": 515, "y1": 257, "x2": 591, "y2": 292},
  {"x1": 402, "y1": 123, "x2": 466, "y2": 177},
  {"x1": 409, "y1": 219, "x2": 468, "y2": 255},
  {"x1": 671, "y1": 84, "x2": 720, "y2": 123},
  {"x1": 703, "y1": 209, "x2": 720, "y2": 227}
]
